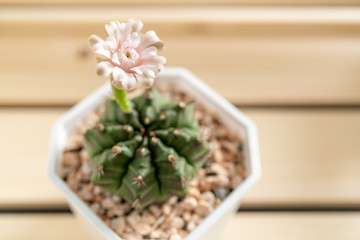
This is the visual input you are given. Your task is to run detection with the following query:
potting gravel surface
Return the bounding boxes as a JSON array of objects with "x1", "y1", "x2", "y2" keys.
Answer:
[{"x1": 61, "y1": 85, "x2": 246, "y2": 240}]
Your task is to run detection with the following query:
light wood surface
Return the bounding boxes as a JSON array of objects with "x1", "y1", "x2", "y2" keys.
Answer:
[
  {"x1": 1, "y1": 0, "x2": 359, "y2": 6},
  {"x1": 1, "y1": 213, "x2": 359, "y2": 240},
  {"x1": 1, "y1": 7, "x2": 360, "y2": 106},
  {"x1": 1, "y1": 108, "x2": 359, "y2": 208}
]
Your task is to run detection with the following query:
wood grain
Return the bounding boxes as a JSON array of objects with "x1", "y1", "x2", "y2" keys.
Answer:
[
  {"x1": 1, "y1": 0, "x2": 360, "y2": 6},
  {"x1": 1, "y1": 213, "x2": 359, "y2": 240},
  {"x1": 1, "y1": 108, "x2": 360, "y2": 208},
  {"x1": 1, "y1": 7, "x2": 360, "y2": 106}
]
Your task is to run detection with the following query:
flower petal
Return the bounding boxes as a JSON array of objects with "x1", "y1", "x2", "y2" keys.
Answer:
[
  {"x1": 128, "y1": 18, "x2": 143, "y2": 33},
  {"x1": 105, "y1": 36, "x2": 118, "y2": 52},
  {"x1": 135, "y1": 73, "x2": 154, "y2": 88},
  {"x1": 122, "y1": 74, "x2": 137, "y2": 90},
  {"x1": 95, "y1": 61, "x2": 113, "y2": 78},
  {"x1": 137, "y1": 30, "x2": 163, "y2": 52},
  {"x1": 88, "y1": 35, "x2": 105, "y2": 48},
  {"x1": 93, "y1": 42, "x2": 111, "y2": 60},
  {"x1": 105, "y1": 21, "x2": 120, "y2": 43}
]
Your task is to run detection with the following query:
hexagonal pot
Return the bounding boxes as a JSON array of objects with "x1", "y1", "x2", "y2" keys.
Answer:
[{"x1": 48, "y1": 67, "x2": 261, "y2": 240}]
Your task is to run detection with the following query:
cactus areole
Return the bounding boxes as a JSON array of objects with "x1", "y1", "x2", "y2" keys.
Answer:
[{"x1": 83, "y1": 88, "x2": 210, "y2": 208}]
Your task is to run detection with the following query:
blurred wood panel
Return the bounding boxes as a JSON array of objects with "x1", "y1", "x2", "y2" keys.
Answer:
[
  {"x1": 1, "y1": 7, "x2": 360, "y2": 106},
  {"x1": 1, "y1": 0, "x2": 360, "y2": 6},
  {"x1": 242, "y1": 108, "x2": 360, "y2": 207},
  {"x1": 1, "y1": 108, "x2": 359, "y2": 208},
  {"x1": 1, "y1": 213, "x2": 360, "y2": 240}
]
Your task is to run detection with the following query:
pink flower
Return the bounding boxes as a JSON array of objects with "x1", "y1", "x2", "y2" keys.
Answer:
[{"x1": 89, "y1": 19, "x2": 166, "y2": 90}]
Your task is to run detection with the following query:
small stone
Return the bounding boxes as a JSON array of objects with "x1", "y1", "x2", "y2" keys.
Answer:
[
  {"x1": 188, "y1": 187, "x2": 200, "y2": 200},
  {"x1": 179, "y1": 230, "x2": 188, "y2": 238},
  {"x1": 171, "y1": 216, "x2": 185, "y2": 229},
  {"x1": 152, "y1": 215, "x2": 166, "y2": 230},
  {"x1": 149, "y1": 205, "x2": 161, "y2": 218},
  {"x1": 214, "y1": 187, "x2": 229, "y2": 200},
  {"x1": 110, "y1": 217, "x2": 125, "y2": 234},
  {"x1": 195, "y1": 200, "x2": 213, "y2": 216},
  {"x1": 210, "y1": 163, "x2": 228, "y2": 177},
  {"x1": 151, "y1": 230, "x2": 167, "y2": 239},
  {"x1": 93, "y1": 186, "x2": 103, "y2": 195},
  {"x1": 90, "y1": 203, "x2": 101, "y2": 214},
  {"x1": 213, "y1": 149, "x2": 223, "y2": 163},
  {"x1": 112, "y1": 195, "x2": 121, "y2": 203},
  {"x1": 136, "y1": 222, "x2": 152, "y2": 235},
  {"x1": 62, "y1": 151, "x2": 81, "y2": 169},
  {"x1": 182, "y1": 211, "x2": 192, "y2": 222},
  {"x1": 213, "y1": 175, "x2": 230, "y2": 187},
  {"x1": 78, "y1": 185, "x2": 93, "y2": 201},
  {"x1": 191, "y1": 214, "x2": 202, "y2": 225},
  {"x1": 141, "y1": 210, "x2": 156, "y2": 225},
  {"x1": 221, "y1": 141, "x2": 238, "y2": 154},
  {"x1": 126, "y1": 211, "x2": 141, "y2": 230},
  {"x1": 182, "y1": 197, "x2": 198, "y2": 210},
  {"x1": 186, "y1": 220, "x2": 197, "y2": 232},
  {"x1": 200, "y1": 191, "x2": 215, "y2": 206},
  {"x1": 79, "y1": 162, "x2": 92, "y2": 181},
  {"x1": 198, "y1": 178, "x2": 212, "y2": 192},
  {"x1": 162, "y1": 203, "x2": 172, "y2": 216},
  {"x1": 80, "y1": 149, "x2": 90, "y2": 162},
  {"x1": 65, "y1": 134, "x2": 83, "y2": 151},
  {"x1": 167, "y1": 196, "x2": 178, "y2": 206},
  {"x1": 101, "y1": 197, "x2": 114, "y2": 209},
  {"x1": 169, "y1": 233, "x2": 182, "y2": 240}
]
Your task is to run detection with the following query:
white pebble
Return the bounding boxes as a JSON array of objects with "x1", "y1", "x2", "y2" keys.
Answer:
[
  {"x1": 182, "y1": 197, "x2": 198, "y2": 210},
  {"x1": 110, "y1": 217, "x2": 125, "y2": 234},
  {"x1": 171, "y1": 216, "x2": 185, "y2": 229}
]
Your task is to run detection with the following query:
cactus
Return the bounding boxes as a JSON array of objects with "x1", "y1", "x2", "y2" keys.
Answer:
[{"x1": 83, "y1": 88, "x2": 209, "y2": 208}]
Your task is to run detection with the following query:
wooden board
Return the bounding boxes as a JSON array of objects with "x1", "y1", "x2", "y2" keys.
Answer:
[
  {"x1": 1, "y1": 108, "x2": 360, "y2": 208},
  {"x1": 1, "y1": 213, "x2": 359, "y2": 240},
  {"x1": 1, "y1": 7, "x2": 360, "y2": 106},
  {"x1": 1, "y1": 0, "x2": 360, "y2": 6}
]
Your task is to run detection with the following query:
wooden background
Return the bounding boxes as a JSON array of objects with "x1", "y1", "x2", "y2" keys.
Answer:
[{"x1": 1, "y1": 1, "x2": 360, "y2": 239}]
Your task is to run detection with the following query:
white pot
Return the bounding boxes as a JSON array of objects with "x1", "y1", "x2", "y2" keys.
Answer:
[{"x1": 48, "y1": 67, "x2": 261, "y2": 240}]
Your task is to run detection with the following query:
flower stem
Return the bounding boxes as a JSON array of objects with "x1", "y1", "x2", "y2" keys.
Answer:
[{"x1": 110, "y1": 80, "x2": 132, "y2": 113}]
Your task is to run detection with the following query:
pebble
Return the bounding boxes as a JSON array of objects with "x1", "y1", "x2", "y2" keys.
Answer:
[
  {"x1": 141, "y1": 210, "x2": 156, "y2": 225},
  {"x1": 213, "y1": 149, "x2": 223, "y2": 162},
  {"x1": 79, "y1": 162, "x2": 92, "y2": 181},
  {"x1": 126, "y1": 211, "x2": 141, "y2": 231},
  {"x1": 62, "y1": 151, "x2": 81, "y2": 169},
  {"x1": 101, "y1": 197, "x2": 114, "y2": 209},
  {"x1": 169, "y1": 233, "x2": 182, "y2": 240},
  {"x1": 161, "y1": 203, "x2": 172, "y2": 216},
  {"x1": 89, "y1": 203, "x2": 101, "y2": 214},
  {"x1": 136, "y1": 222, "x2": 152, "y2": 235},
  {"x1": 195, "y1": 200, "x2": 213, "y2": 217},
  {"x1": 77, "y1": 185, "x2": 93, "y2": 201},
  {"x1": 182, "y1": 211, "x2": 192, "y2": 222},
  {"x1": 110, "y1": 217, "x2": 125, "y2": 234},
  {"x1": 210, "y1": 163, "x2": 228, "y2": 177},
  {"x1": 186, "y1": 220, "x2": 197, "y2": 232},
  {"x1": 171, "y1": 216, "x2": 185, "y2": 229},
  {"x1": 214, "y1": 187, "x2": 229, "y2": 200},
  {"x1": 65, "y1": 134, "x2": 83, "y2": 151},
  {"x1": 200, "y1": 191, "x2": 215, "y2": 206},
  {"x1": 148, "y1": 205, "x2": 161, "y2": 218},
  {"x1": 188, "y1": 187, "x2": 200, "y2": 200},
  {"x1": 182, "y1": 197, "x2": 198, "y2": 210},
  {"x1": 167, "y1": 196, "x2": 178, "y2": 206}
]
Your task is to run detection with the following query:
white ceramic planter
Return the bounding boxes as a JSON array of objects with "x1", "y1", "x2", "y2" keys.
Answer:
[{"x1": 48, "y1": 67, "x2": 261, "y2": 240}]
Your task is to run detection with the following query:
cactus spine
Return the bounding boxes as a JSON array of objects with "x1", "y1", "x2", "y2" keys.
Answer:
[{"x1": 83, "y1": 88, "x2": 209, "y2": 208}]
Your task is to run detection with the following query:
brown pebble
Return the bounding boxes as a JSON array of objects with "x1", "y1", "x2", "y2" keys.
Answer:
[
  {"x1": 136, "y1": 222, "x2": 152, "y2": 235},
  {"x1": 195, "y1": 200, "x2": 213, "y2": 217},
  {"x1": 182, "y1": 211, "x2": 192, "y2": 222},
  {"x1": 200, "y1": 191, "x2": 215, "y2": 206},
  {"x1": 182, "y1": 197, "x2": 198, "y2": 210},
  {"x1": 78, "y1": 185, "x2": 93, "y2": 201},
  {"x1": 110, "y1": 217, "x2": 125, "y2": 234},
  {"x1": 188, "y1": 187, "x2": 200, "y2": 200},
  {"x1": 162, "y1": 203, "x2": 172, "y2": 216},
  {"x1": 186, "y1": 220, "x2": 197, "y2": 232},
  {"x1": 171, "y1": 216, "x2": 185, "y2": 229},
  {"x1": 62, "y1": 151, "x2": 81, "y2": 169},
  {"x1": 149, "y1": 205, "x2": 161, "y2": 218}
]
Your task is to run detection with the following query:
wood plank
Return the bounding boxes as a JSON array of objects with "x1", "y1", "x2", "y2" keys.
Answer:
[
  {"x1": 1, "y1": 213, "x2": 360, "y2": 240},
  {"x1": 1, "y1": 108, "x2": 360, "y2": 208},
  {"x1": 1, "y1": 7, "x2": 360, "y2": 105},
  {"x1": 242, "y1": 108, "x2": 360, "y2": 207},
  {"x1": 1, "y1": 0, "x2": 359, "y2": 6}
]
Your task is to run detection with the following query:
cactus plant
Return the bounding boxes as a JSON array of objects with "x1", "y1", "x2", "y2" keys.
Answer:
[{"x1": 83, "y1": 88, "x2": 209, "y2": 208}]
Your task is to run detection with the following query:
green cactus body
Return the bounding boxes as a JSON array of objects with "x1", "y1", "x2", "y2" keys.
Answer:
[{"x1": 83, "y1": 88, "x2": 209, "y2": 208}]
